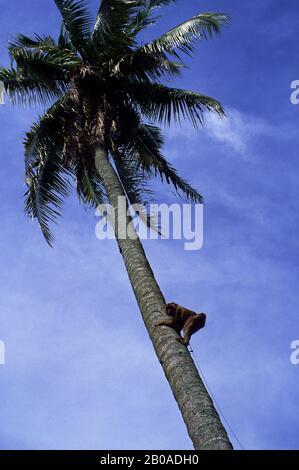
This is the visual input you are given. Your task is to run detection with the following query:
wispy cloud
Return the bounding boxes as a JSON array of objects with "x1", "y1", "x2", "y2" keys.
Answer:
[
  {"x1": 166, "y1": 107, "x2": 296, "y2": 158},
  {"x1": 204, "y1": 108, "x2": 287, "y2": 155}
]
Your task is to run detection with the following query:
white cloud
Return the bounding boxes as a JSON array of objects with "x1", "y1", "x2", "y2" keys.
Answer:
[
  {"x1": 204, "y1": 108, "x2": 283, "y2": 155},
  {"x1": 165, "y1": 107, "x2": 296, "y2": 158}
]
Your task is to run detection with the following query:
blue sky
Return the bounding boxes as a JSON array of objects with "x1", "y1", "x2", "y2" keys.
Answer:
[{"x1": 0, "y1": 0, "x2": 298, "y2": 450}]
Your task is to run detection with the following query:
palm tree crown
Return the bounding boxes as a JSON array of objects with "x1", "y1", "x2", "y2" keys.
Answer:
[{"x1": 0, "y1": 0, "x2": 228, "y2": 244}]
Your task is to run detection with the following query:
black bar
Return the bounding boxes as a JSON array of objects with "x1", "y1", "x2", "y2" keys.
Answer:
[{"x1": 0, "y1": 450, "x2": 298, "y2": 465}]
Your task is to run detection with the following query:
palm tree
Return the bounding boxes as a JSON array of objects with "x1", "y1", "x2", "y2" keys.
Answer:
[{"x1": 0, "y1": 0, "x2": 233, "y2": 450}]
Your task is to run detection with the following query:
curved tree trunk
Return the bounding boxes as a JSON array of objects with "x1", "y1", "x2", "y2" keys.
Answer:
[{"x1": 95, "y1": 144, "x2": 233, "y2": 450}]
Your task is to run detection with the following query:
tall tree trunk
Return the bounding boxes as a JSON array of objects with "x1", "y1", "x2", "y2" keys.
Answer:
[{"x1": 95, "y1": 144, "x2": 233, "y2": 450}]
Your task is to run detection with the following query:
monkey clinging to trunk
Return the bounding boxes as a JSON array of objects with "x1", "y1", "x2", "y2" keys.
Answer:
[{"x1": 156, "y1": 303, "x2": 206, "y2": 346}]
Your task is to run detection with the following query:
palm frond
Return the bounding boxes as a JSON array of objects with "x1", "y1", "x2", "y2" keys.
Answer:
[
  {"x1": 112, "y1": 150, "x2": 159, "y2": 232},
  {"x1": 54, "y1": 0, "x2": 92, "y2": 57},
  {"x1": 9, "y1": 34, "x2": 57, "y2": 52},
  {"x1": 142, "y1": 12, "x2": 229, "y2": 57},
  {"x1": 133, "y1": 123, "x2": 203, "y2": 203},
  {"x1": 114, "y1": 121, "x2": 203, "y2": 203},
  {"x1": 0, "y1": 0, "x2": 229, "y2": 245},
  {"x1": 149, "y1": 0, "x2": 176, "y2": 7},
  {"x1": 0, "y1": 66, "x2": 64, "y2": 105},
  {"x1": 113, "y1": 151, "x2": 153, "y2": 206},
  {"x1": 25, "y1": 150, "x2": 72, "y2": 245},
  {"x1": 129, "y1": 82, "x2": 225, "y2": 127},
  {"x1": 24, "y1": 98, "x2": 69, "y2": 171},
  {"x1": 125, "y1": 3, "x2": 155, "y2": 37},
  {"x1": 113, "y1": 50, "x2": 183, "y2": 81},
  {"x1": 93, "y1": 0, "x2": 141, "y2": 48},
  {"x1": 123, "y1": 0, "x2": 176, "y2": 40},
  {"x1": 58, "y1": 22, "x2": 75, "y2": 50},
  {"x1": 9, "y1": 47, "x2": 79, "y2": 84},
  {"x1": 76, "y1": 158, "x2": 106, "y2": 207}
]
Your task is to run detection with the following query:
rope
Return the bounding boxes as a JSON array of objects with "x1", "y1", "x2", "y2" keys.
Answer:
[{"x1": 188, "y1": 345, "x2": 245, "y2": 450}]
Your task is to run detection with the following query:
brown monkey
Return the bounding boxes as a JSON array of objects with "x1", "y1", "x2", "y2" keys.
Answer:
[{"x1": 156, "y1": 303, "x2": 206, "y2": 346}]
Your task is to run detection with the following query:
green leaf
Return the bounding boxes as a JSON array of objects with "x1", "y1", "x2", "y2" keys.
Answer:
[
  {"x1": 58, "y1": 22, "x2": 75, "y2": 50},
  {"x1": 24, "y1": 98, "x2": 69, "y2": 171},
  {"x1": 149, "y1": 0, "x2": 176, "y2": 7},
  {"x1": 54, "y1": 0, "x2": 92, "y2": 58},
  {"x1": 112, "y1": 150, "x2": 159, "y2": 232},
  {"x1": 93, "y1": 0, "x2": 141, "y2": 48},
  {"x1": 9, "y1": 34, "x2": 57, "y2": 51},
  {"x1": 9, "y1": 47, "x2": 79, "y2": 81},
  {"x1": 129, "y1": 82, "x2": 225, "y2": 127},
  {"x1": 113, "y1": 50, "x2": 183, "y2": 82},
  {"x1": 25, "y1": 150, "x2": 72, "y2": 246},
  {"x1": 142, "y1": 12, "x2": 229, "y2": 58},
  {"x1": 133, "y1": 124, "x2": 203, "y2": 203},
  {"x1": 0, "y1": 66, "x2": 65, "y2": 105},
  {"x1": 76, "y1": 158, "x2": 106, "y2": 207}
]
